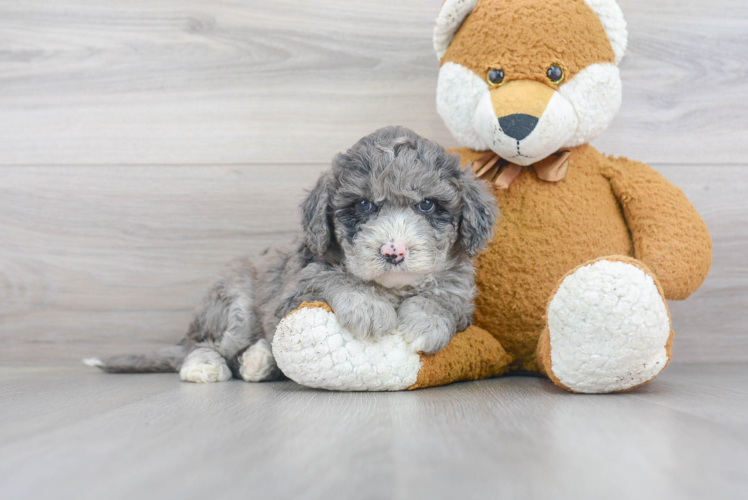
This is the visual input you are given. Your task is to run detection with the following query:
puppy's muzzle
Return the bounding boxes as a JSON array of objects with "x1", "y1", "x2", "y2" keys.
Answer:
[{"x1": 380, "y1": 242, "x2": 408, "y2": 265}]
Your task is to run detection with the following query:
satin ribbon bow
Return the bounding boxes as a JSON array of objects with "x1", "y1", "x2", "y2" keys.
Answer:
[{"x1": 471, "y1": 150, "x2": 571, "y2": 189}]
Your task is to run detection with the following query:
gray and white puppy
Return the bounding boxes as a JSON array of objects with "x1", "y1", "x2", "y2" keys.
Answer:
[{"x1": 86, "y1": 126, "x2": 497, "y2": 383}]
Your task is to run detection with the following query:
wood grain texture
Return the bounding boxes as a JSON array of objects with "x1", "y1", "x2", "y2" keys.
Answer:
[
  {"x1": 0, "y1": 164, "x2": 745, "y2": 365},
  {"x1": 0, "y1": 165, "x2": 325, "y2": 364},
  {"x1": 0, "y1": 0, "x2": 745, "y2": 365},
  {"x1": 0, "y1": 0, "x2": 746, "y2": 165},
  {"x1": 0, "y1": 365, "x2": 747, "y2": 500}
]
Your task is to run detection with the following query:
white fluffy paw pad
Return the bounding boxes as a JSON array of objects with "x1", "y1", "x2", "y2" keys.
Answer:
[
  {"x1": 548, "y1": 260, "x2": 671, "y2": 393},
  {"x1": 179, "y1": 348, "x2": 233, "y2": 383},
  {"x1": 272, "y1": 306, "x2": 422, "y2": 391},
  {"x1": 239, "y1": 339, "x2": 278, "y2": 382}
]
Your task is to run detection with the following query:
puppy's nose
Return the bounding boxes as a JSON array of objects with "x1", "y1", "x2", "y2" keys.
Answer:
[
  {"x1": 499, "y1": 114, "x2": 539, "y2": 141},
  {"x1": 380, "y1": 242, "x2": 408, "y2": 265}
]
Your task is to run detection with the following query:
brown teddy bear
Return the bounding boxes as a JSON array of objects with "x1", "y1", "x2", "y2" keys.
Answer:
[{"x1": 272, "y1": 0, "x2": 712, "y2": 393}]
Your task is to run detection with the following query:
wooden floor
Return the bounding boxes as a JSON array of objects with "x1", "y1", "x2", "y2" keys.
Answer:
[{"x1": 1, "y1": 364, "x2": 747, "y2": 500}]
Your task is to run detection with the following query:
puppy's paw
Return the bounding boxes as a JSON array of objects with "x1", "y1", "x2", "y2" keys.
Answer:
[
  {"x1": 397, "y1": 299, "x2": 454, "y2": 354},
  {"x1": 179, "y1": 348, "x2": 232, "y2": 383},
  {"x1": 238, "y1": 339, "x2": 279, "y2": 382},
  {"x1": 331, "y1": 293, "x2": 397, "y2": 339}
]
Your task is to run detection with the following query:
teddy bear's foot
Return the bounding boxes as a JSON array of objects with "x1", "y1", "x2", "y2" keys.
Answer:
[
  {"x1": 272, "y1": 302, "x2": 510, "y2": 391},
  {"x1": 538, "y1": 257, "x2": 673, "y2": 394},
  {"x1": 272, "y1": 302, "x2": 422, "y2": 391}
]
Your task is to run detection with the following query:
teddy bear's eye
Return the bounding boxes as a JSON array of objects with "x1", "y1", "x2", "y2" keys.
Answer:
[
  {"x1": 487, "y1": 69, "x2": 505, "y2": 86},
  {"x1": 547, "y1": 65, "x2": 565, "y2": 85}
]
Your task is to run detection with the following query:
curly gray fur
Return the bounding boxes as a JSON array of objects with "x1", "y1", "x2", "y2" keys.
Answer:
[{"x1": 88, "y1": 126, "x2": 498, "y2": 381}]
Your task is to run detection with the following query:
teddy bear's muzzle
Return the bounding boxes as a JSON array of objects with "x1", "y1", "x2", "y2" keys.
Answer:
[{"x1": 474, "y1": 80, "x2": 578, "y2": 166}]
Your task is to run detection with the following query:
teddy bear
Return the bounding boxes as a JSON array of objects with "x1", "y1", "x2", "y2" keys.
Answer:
[{"x1": 271, "y1": 0, "x2": 712, "y2": 393}]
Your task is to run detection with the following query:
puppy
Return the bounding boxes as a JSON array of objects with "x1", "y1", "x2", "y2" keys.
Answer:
[{"x1": 86, "y1": 126, "x2": 497, "y2": 383}]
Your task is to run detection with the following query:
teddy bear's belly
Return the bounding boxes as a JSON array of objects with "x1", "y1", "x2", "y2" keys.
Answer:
[{"x1": 472, "y1": 150, "x2": 634, "y2": 372}]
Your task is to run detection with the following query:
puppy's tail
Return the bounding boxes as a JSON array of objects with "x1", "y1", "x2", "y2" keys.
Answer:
[{"x1": 83, "y1": 344, "x2": 188, "y2": 373}]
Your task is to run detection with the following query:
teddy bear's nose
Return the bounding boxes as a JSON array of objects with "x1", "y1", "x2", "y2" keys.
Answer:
[{"x1": 499, "y1": 114, "x2": 539, "y2": 141}]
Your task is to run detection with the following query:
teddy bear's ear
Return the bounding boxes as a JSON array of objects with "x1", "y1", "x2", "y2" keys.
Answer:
[
  {"x1": 434, "y1": 0, "x2": 628, "y2": 66},
  {"x1": 584, "y1": 0, "x2": 628, "y2": 64},
  {"x1": 433, "y1": 0, "x2": 477, "y2": 60}
]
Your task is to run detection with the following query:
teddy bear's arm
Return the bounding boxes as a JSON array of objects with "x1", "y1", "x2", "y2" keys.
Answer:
[{"x1": 602, "y1": 157, "x2": 712, "y2": 300}]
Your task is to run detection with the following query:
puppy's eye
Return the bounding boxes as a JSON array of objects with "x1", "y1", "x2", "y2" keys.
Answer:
[
  {"x1": 355, "y1": 200, "x2": 374, "y2": 213},
  {"x1": 487, "y1": 69, "x2": 505, "y2": 86},
  {"x1": 547, "y1": 65, "x2": 565, "y2": 85},
  {"x1": 417, "y1": 199, "x2": 436, "y2": 214}
]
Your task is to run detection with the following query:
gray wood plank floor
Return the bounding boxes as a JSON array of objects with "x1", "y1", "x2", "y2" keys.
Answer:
[{"x1": 1, "y1": 365, "x2": 747, "y2": 500}]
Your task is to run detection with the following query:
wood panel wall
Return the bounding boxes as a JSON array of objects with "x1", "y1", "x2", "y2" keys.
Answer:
[{"x1": 1, "y1": 0, "x2": 746, "y2": 365}]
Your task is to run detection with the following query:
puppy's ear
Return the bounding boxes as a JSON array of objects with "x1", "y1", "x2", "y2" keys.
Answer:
[
  {"x1": 458, "y1": 171, "x2": 498, "y2": 258},
  {"x1": 301, "y1": 171, "x2": 335, "y2": 256}
]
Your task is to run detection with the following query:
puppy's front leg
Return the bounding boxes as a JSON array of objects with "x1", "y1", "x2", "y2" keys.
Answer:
[
  {"x1": 397, "y1": 296, "x2": 459, "y2": 354},
  {"x1": 281, "y1": 264, "x2": 398, "y2": 339},
  {"x1": 327, "y1": 286, "x2": 398, "y2": 340}
]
